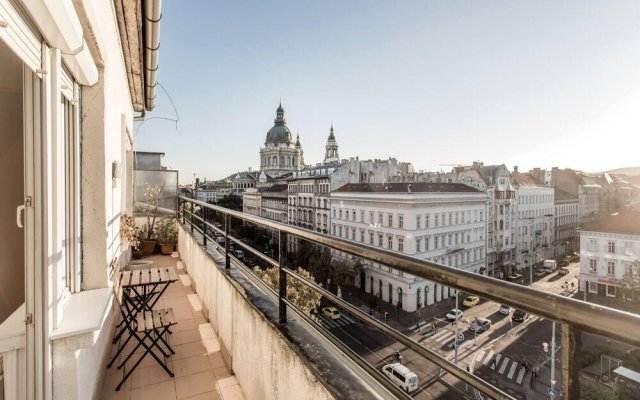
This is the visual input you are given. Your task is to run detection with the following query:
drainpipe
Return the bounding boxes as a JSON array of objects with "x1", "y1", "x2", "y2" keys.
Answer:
[{"x1": 144, "y1": 0, "x2": 162, "y2": 111}]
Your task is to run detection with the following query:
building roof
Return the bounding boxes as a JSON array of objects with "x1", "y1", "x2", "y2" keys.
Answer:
[
  {"x1": 265, "y1": 104, "x2": 293, "y2": 145},
  {"x1": 580, "y1": 207, "x2": 640, "y2": 236},
  {"x1": 334, "y1": 182, "x2": 482, "y2": 193},
  {"x1": 554, "y1": 188, "x2": 578, "y2": 202},
  {"x1": 511, "y1": 172, "x2": 545, "y2": 187},
  {"x1": 258, "y1": 184, "x2": 288, "y2": 193}
]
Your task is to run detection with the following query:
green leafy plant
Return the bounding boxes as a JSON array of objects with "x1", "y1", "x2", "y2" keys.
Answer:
[
  {"x1": 156, "y1": 217, "x2": 178, "y2": 245},
  {"x1": 253, "y1": 266, "x2": 321, "y2": 315}
]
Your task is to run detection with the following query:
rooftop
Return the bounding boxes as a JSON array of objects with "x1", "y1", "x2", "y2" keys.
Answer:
[
  {"x1": 334, "y1": 182, "x2": 482, "y2": 193},
  {"x1": 580, "y1": 207, "x2": 640, "y2": 236}
]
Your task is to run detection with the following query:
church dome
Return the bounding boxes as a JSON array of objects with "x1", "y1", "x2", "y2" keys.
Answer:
[{"x1": 265, "y1": 103, "x2": 293, "y2": 145}]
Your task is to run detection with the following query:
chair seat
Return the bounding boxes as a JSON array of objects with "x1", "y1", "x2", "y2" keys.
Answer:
[{"x1": 136, "y1": 308, "x2": 176, "y2": 333}]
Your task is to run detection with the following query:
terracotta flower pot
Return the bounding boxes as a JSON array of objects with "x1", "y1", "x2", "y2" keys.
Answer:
[
  {"x1": 141, "y1": 239, "x2": 157, "y2": 256},
  {"x1": 160, "y1": 243, "x2": 175, "y2": 255}
]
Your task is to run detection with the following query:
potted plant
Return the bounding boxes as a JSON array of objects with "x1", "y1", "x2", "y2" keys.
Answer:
[
  {"x1": 132, "y1": 228, "x2": 145, "y2": 259},
  {"x1": 140, "y1": 184, "x2": 164, "y2": 255},
  {"x1": 156, "y1": 217, "x2": 178, "y2": 255},
  {"x1": 120, "y1": 213, "x2": 140, "y2": 249}
]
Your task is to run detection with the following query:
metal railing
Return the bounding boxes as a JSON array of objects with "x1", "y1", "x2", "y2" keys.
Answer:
[{"x1": 179, "y1": 195, "x2": 640, "y2": 400}]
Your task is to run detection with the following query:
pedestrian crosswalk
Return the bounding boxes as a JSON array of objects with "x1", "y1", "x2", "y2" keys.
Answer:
[
  {"x1": 476, "y1": 351, "x2": 530, "y2": 385},
  {"x1": 429, "y1": 329, "x2": 457, "y2": 344},
  {"x1": 311, "y1": 313, "x2": 356, "y2": 330}
]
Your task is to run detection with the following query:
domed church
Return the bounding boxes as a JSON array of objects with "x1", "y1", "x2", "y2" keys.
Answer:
[{"x1": 259, "y1": 103, "x2": 305, "y2": 176}]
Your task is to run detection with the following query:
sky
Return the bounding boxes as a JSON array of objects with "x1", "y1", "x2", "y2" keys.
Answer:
[{"x1": 134, "y1": 1, "x2": 640, "y2": 184}]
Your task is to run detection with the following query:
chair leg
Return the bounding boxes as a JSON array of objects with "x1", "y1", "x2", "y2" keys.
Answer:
[
  {"x1": 115, "y1": 330, "x2": 174, "y2": 390},
  {"x1": 108, "y1": 333, "x2": 133, "y2": 368}
]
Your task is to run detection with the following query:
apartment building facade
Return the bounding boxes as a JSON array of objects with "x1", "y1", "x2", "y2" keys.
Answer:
[
  {"x1": 554, "y1": 189, "x2": 580, "y2": 255},
  {"x1": 579, "y1": 208, "x2": 640, "y2": 300},
  {"x1": 330, "y1": 183, "x2": 488, "y2": 312}
]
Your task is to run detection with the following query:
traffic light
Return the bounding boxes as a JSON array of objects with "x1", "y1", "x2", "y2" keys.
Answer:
[{"x1": 384, "y1": 312, "x2": 389, "y2": 322}]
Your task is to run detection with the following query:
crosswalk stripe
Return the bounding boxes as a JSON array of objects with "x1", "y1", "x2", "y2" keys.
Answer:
[
  {"x1": 476, "y1": 350, "x2": 485, "y2": 364},
  {"x1": 483, "y1": 350, "x2": 495, "y2": 365},
  {"x1": 516, "y1": 367, "x2": 526, "y2": 384},
  {"x1": 431, "y1": 330, "x2": 449, "y2": 341},
  {"x1": 507, "y1": 362, "x2": 518, "y2": 379},
  {"x1": 491, "y1": 354, "x2": 502, "y2": 370},
  {"x1": 498, "y1": 357, "x2": 510, "y2": 374},
  {"x1": 435, "y1": 331, "x2": 454, "y2": 343}
]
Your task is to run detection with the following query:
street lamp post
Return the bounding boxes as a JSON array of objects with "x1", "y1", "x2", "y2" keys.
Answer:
[{"x1": 454, "y1": 290, "x2": 459, "y2": 364}]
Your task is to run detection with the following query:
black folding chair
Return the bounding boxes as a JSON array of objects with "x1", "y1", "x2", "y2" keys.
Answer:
[{"x1": 108, "y1": 269, "x2": 177, "y2": 391}]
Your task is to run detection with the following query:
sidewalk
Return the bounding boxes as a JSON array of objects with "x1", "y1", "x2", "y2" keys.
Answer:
[{"x1": 339, "y1": 286, "x2": 457, "y2": 333}]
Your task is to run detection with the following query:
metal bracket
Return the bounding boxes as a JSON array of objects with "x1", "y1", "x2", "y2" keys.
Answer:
[{"x1": 25, "y1": 313, "x2": 33, "y2": 325}]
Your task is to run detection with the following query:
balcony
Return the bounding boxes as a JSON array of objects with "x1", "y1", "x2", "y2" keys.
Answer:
[{"x1": 175, "y1": 196, "x2": 640, "y2": 400}]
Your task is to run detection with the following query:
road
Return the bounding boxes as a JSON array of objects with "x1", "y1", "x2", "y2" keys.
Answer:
[{"x1": 312, "y1": 262, "x2": 583, "y2": 399}]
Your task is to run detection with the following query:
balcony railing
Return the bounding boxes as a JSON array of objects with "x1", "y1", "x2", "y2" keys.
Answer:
[{"x1": 179, "y1": 195, "x2": 640, "y2": 400}]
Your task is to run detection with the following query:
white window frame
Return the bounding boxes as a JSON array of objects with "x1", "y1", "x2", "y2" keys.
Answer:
[
  {"x1": 588, "y1": 281, "x2": 597, "y2": 293},
  {"x1": 606, "y1": 284, "x2": 616, "y2": 298}
]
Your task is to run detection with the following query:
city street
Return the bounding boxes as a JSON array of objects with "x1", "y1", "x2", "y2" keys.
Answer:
[{"x1": 312, "y1": 261, "x2": 583, "y2": 399}]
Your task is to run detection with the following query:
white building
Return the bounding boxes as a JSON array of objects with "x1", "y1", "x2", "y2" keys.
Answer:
[
  {"x1": 0, "y1": 0, "x2": 162, "y2": 399},
  {"x1": 330, "y1": 183, "x2": 488, "y2": 312},
  {"x1": 449, "y1": 163, "x2": 517, "y2": 278},
  {"x1": 511, "y1": 172, "x2": 555, "y2": 272},
  {"x1": 579, "y1": 208, "x2": 640, "y2": 300},
  {"x1": 195, "y1": 188, "x2": 220, "y2": 203},
  {"x1": 554, "y1": 189, "x2": 579, "y2": 256}
]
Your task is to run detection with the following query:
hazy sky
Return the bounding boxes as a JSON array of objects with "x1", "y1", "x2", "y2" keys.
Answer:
[{"x1": 134, "y1": 1, "x2": 640, "y2": 183}]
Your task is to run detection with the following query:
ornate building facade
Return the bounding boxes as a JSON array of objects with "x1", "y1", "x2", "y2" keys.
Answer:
[{"x1": 259, "y1": 103, "x2": 305, "y2": 176}]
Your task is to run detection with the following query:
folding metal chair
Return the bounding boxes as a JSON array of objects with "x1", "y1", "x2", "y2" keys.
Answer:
[{"x1": 108, "y1": 269, "x2": 177, "y2": 391}]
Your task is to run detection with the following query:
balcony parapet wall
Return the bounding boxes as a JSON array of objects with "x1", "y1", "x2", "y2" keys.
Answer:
[{"x1": 177, "y1": 223, "x2": 381, "y2": 400}]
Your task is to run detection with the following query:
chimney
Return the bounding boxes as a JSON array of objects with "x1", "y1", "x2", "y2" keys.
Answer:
[{"x1": 513, "y1": 165, "x2": 519, "y2": 173}]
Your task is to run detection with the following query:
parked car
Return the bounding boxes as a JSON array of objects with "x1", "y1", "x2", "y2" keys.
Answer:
[
  {"x1": 512, "y1": 309, "x2": 528, "y2": 322},
  {"x1": 558, "y1": 259, "x2": 570, "y2": 267},
  {"x1": 382, "y1": 363, "x2": 419, "y2": 393},
  {"x1": 446, "y1": 309, "x2": 464, "y2": 321},
  {"x1": 534, "y1": 269, "x2": 546, "y2": 277},
  {"x1": 322, "y1": 307, "x2": 341, "y2": 320},
  {"x1": 469, "y1": 317, "x2": 491, "y2": 332},
  {"x1": 569, "y1": 253, "x2": 580, "y2": 263},
  {"x1": 499, "y1": 304, "x2": 512, "y2": 315},
  {"x1": 558, "y1": 267, "x2": 570, "y2": 276},
  {"x1": 462, "y1": 295, "x2": 480, "y2": 307}
]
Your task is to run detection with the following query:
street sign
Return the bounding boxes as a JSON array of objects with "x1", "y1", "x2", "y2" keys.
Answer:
[
  {"x1": 425, "y1": 286, "x2": 430, "y2": 293},
  {"x1": 548, "y1": 388, "x2": 555, "y2": 397}
]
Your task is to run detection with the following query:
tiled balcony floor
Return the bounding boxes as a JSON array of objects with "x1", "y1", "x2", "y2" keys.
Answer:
[{"x1": 100, "y1": 254, "x2": 245, "y2": 400}]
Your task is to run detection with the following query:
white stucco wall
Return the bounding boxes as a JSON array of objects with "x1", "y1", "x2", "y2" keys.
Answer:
[{"x1": 178, "y1": 225, "x2": 336, "y2": 400}]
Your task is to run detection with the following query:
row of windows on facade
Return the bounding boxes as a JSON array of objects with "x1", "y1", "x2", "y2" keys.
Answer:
[
  {"x1": 588, "y1": 240, "x2": 637, "y2": 256},
  {"x1": 289, "y1": 196, "x2": 329, "y2": 208},
  {"x1": 288, "y1": 182, "x2": 330, "y2": 194},
  {"x1": 588, "y1": 258, "x2": 636, "y2": 276},
  {"x1": 518, "y1": 209, "x2": 554, "y2": 219},
  {"x1": 263, "y1": 200, "x2": 286, "y2": 210},
  {"x1": 518, "y1": 194, "x2": 554, "y2": 204},
  {"x1": 332, "y1": 224, "x2": 484, "y2": 254},
  {"x1": 289, "y1": 210, "x2": 329, "y2": 224},
  {"x1": 263, "y1": 155, "x2": 298, "y2": 167},
  {"x1": 332, "y1": 209, "x2": 485, "y2": 228}
]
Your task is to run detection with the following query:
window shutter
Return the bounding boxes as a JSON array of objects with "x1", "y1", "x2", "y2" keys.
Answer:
[{"x1": 0, "y1": 0, "x2": 42, "y2": 72}]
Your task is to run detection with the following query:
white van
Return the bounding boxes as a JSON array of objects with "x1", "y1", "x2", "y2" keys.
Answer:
[
  {"x1": 382, "y1": 363, "x2": 418, "y2": 393},
  {"x1": 231, "y1": 249, "x2": 244, "y2": 259}
]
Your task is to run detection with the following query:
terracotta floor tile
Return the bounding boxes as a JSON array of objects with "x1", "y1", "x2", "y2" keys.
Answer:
[
  {"x1": 130, "y1": 379, "x2": 177, "y2": 400},
  {"x1": 219, "y1": 384, "x2": 245, "y2": 400},
  {"x1": 172, "y1": 354, "x2": 212, "y2": 377}
]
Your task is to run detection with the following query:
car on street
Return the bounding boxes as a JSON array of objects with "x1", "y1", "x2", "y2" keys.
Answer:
[
  {"x1": 558, "y1": 267, "x2": 570, "y2": 276},
  {"x1": 469, "y1": 317, "x2": 491, "y2": 332},
  {"x1": 499, "y1": 304, "x2": 512, "y2": 315},
  {"x1": 462, "y1": 295, "x2": 480, "y2": 307},
  {"x1": 569, "y1": 254, "x2": 580, "y2": 263},
  {"x1": 322, "y1": 307, "x2": 341, "y2": 320},
  {"x1": 446, "y1": 309, "x2": 464, "y2": 321},
  {"x1": 382, "y1": 363, "x2": 419, "y2": 393},
  {"x1": 534, "y1": 269, "x2": 546, "y2": 277},
  {"x1": 512, "y1": 309, "x2": 528, "y2": 322},
  {"x1": 558, "y1": 259, "x2": 570, "y2": 267}
]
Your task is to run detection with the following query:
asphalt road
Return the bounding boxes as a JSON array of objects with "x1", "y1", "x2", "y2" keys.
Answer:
[{"x1": 312, "y1": 263, "x2": 585, "y2": 399}]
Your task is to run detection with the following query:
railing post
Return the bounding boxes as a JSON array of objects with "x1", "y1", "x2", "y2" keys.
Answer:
[
  {"x1": 181, "y1": 198, "x2": 185, "y2": 224},
  {"x1": 202, "y1": 207, "x2": 207, "y2": 247},
  {"x1": 190, "y1": 201, "x2": 194, "y2": 233},
  {"x1": 278, "y1": 230, "x2": 287, "y2": 324},
  {"x1": 560, "y1": 323, "x2": 581, "y2": 400},
  {"x1": 224, "y1": 213, "x2": 230, "y2": 269}
]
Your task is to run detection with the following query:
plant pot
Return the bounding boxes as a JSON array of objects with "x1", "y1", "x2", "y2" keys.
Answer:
[
  {"x1": 132, "y1": 249, "x2": 144, "y2": 259},
  {"x1": 160, "y1": 243, "x2": 175, "y2": 255},
  {"x1": 141, "y1": 239, "x2": 157, "y2": 256}
]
